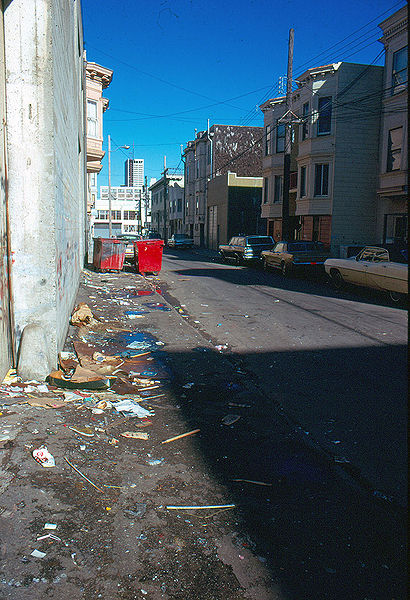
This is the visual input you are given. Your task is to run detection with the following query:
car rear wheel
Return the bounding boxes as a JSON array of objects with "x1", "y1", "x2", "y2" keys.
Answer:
[{"x1": 330, "y1": 269, "x2": 344, "y2": 289}]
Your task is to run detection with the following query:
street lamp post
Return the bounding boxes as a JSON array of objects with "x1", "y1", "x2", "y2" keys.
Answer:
[
  {"x1": 107, "y1": 135, "x2": 130, "y2": 238},
  {"x1": 108, "y1": 134, "x2": 112, "y2": 238}
]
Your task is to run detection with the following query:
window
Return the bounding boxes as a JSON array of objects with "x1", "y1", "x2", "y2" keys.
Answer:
[
  {"x1": 111, "y1": 210, "x2": 121, "y2": 220},
  {"x1": 97, "y1": 210, "x2": 108, "y2": 220},
  {"x1": 274, "y1": 175, "x2": 282, "y2": 203},
  {"x1": 302, "y1": 102, "x2": 309, "y2": 140},
  {"x1": 124, "y1": 211, "x2": 136, "y2": 220},
  {"x1": 300, "y1": 166, "x2": 306, "y2": 197},
  {"x1": 265, "y1": 124, "x2": 272, "y2": 155},
  {"x1": 86, "y1": 100, "x2": 98, "y2": 138},
  {"x1": 89, "y1": 173, "x2": 97, "y2": 188},
  {"x1": 317, "y1": 97, "x2": 332, "y2": 135},
  {"x1": 314, "y1": 164, "x2": 329, "y2": 196},
  {"x1": 263, "y1": 177, "x2": 269, "y2": 203},
  {"x1": 392, "y1": 46, "x2": 407, "y2": 94},
  {"x1": 387, "y1": 127, "x2": 402, "y2": 171},
  {"x1": 276, "y1": 122, "x2": 285, "y2": 152},
  {"x1": 177, "y1": 199, "x2": 182, "y2": 212}
]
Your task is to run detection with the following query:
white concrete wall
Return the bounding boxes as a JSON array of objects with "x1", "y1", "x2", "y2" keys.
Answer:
[{"x1": 4, "y1": 0, "x2": 85, "y2": 375}]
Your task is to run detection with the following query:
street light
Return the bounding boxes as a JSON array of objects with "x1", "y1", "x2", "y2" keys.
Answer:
[{"x1": 107, "y1": 134, "x2": 130, "y2": 238}]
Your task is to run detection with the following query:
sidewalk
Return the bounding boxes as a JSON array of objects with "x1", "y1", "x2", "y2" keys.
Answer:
[{"x1": 0, "y1": 268, "x2": 280, "y2": 600}]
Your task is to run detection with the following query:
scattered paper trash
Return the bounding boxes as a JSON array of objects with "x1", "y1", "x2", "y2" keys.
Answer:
[
  {"x1": 69, "y1": 426, "x2": 94, "y2": 437},
  {"x1": 166, "y1": 504, "x2": 235, "y2": 510},
  {"x1": 222, "y1": 414, "x2": 241, "y2": 426},
  {"x1": 32, "y1": 446, "x2": 55, "y2": 468},
  {"x1": 113, "y1": 399, "x2": 153, "y2": 418},
  {"x1": 182, "y1": 382, "x2": 194, "y2": 389},
  {"x1": 120, "y1": 431, "x2": 149, "y2": 440},
  {"x1": 31, "y1": 549, "x2": 46, "y2": 559},
  {"x1": 124, "y1": 503, "x2": 147, "y2": 519},
  {"x1": 44, "y1": 523, "x2": 57, "y2": 530}
]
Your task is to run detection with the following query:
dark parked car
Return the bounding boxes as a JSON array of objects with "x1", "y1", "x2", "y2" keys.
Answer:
[
  {"x1": 219, "y1": 235, "x2": 275, "y2": 265},
  {"x1": 168, "y1": 233, "x2": 194, "y2": 248},
  {"x1": 261, "y1": 241, "x2": 330, "y2": 275},
  {"x1": 144, "y1": 231, "x2": 162, "y2": 240}
]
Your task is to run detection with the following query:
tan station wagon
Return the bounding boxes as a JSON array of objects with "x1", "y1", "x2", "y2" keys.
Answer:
[{"x1": 324, "y1": 246, "x2": 408, "y2": 301}]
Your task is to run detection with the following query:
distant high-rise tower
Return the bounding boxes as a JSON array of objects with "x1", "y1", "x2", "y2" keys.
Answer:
[{"x1": 125, "y1": 158, "x2": 144, "y2": 187}]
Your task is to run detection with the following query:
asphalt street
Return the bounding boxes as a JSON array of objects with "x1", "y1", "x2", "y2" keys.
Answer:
[{"x1": 158, "y1": 247, "x2": 408, "y2": 505}]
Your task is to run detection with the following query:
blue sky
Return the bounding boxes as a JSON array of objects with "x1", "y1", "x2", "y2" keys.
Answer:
[{"x1": 82, "y1": 0, "x2": 406, "y2": 187}]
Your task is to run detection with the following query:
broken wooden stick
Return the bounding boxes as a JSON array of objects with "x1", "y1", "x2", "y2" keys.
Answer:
[
  {"x1": 64, "y1": 457, "x2": 104, "y2": 493},
  {"x1": 161, "y1": 429, "x2": 200, "y2": 444},
  {"x1": 166, "y1": 504, "x2": 235, "y2": 510}
]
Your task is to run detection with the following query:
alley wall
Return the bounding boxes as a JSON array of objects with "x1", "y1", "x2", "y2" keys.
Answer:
[{"x1": 3, "y1": 0, "x2": 85, "y2": 377}]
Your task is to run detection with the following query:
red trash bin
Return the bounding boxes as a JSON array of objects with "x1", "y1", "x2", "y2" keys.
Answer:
[
  {"x1": 93, "y1": 238, "x2": 127, "y2": 271},
  {"x1": 134, "y1": 239, "x2": 164, "y2": 275}
]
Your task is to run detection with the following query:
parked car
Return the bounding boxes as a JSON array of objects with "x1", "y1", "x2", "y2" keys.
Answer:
[
  {"x1": 261, "y1": 240, "x2": 330, "y2": 276},
  {"x1": 116, "y1": 233, "x2": 143, "y2": 262},
  {"x1": 324, "y1": 245, "x2": 408, "y2": 301},
  {"x1": 144, "y1": 231, "x2": 162, "y2": 240},
  {"x1": 219, "y1": 235, "x2": 275, "y2": 265},
  {"x1": 168, "y1": 233, "x2": 194, "y2": 248}
]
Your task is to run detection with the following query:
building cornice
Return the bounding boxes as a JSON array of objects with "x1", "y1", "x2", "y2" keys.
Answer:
[{"x1": 86, "y1": 62, "x2": 113, "y2": 89}]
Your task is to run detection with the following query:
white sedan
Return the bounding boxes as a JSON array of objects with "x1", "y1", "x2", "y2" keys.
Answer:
[{"x1": 325, "y1": 246, "x2": 408, "y2": 301}]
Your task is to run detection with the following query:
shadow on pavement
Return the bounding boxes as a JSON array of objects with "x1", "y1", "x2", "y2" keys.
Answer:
[{"x1": 163, "y1": 342, "x2": 407, "y2": 600}]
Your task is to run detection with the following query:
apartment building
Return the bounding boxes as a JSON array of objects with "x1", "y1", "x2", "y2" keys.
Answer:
[
  {"x1": 149, "y1": 174, "x2": 184, "y2": 241},
  {"x1": 183, "y1": 125, "x2": 263, "y2": 246},
  {"x1": 377, "y1": 5, "x2": 408, "y2": 245},
  {"x1": 261, "y1": 61, "x2": 384, "y2": 255},
  {"x1": 85, "y1": 59, "x2": 113, "y2": 255},
  {"x1": 93, "y1": 186, "x2": 142, "y2": 237}
]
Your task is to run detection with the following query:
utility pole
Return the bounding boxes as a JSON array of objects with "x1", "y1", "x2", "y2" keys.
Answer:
[
  {"x1": 108, "y1": 134, "x2": 112, "y2": 238},
  {"x1": 282, "y1": 28, "x2": 294, "y2": 241},
  {"x1": 162, "y1": 156, "x2": 168, "y2": 242}
]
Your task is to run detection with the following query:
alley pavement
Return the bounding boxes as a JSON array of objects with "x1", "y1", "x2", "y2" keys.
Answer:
[{"x1": 0, "y1": 264, "x2": 406, "y2": 600}]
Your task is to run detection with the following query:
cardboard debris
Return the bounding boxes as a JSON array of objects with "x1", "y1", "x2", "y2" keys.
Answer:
[
  {"x1": 71, "y1": 303, "x2": 98, "y2": 327},
  {"x1": 26, "y1": 396, "x2": 67, "y2": 409}
]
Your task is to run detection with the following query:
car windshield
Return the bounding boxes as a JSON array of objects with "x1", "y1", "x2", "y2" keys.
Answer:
[
  {"x1": 246, "y1": 236, "x2": 274, "y2": 245},
  {"x1": 174, "y1": 234, "x2": 186, "y2": 239},
  {"x1": 288, "y1": 242, "x2": 324, "y2": 252}
]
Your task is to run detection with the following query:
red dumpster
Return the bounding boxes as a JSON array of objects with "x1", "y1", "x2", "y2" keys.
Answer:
[
  {"x1": 134, "y1": 239, "x2": 164, "y2": 275},
  {"x1": 93, "y1": 238, "x2": 127, "y2": 271}
]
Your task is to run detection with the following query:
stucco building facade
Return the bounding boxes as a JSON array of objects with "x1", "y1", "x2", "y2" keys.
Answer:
[
  {"x1": 377, "y1": 6, "x2": 408, "y2": 245},
  {"x1": 0, "y1": 0, "x2": 86, "y2": 381},
  {"x1": 261, "y1": 62, "x2": 384, "y2": 255}
]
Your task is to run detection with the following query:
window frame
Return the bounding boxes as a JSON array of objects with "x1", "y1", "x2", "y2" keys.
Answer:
[
  {"x1": 300, "y1": 166, "x2": 306, "y2": 197},
  {"x1": 314, "y1": 163, "x2": 329, "y2": 197},
  {"x1": 276, "y1": 121, "x2": 286, "y2": 153},
  {"x1": 391, "y1": 46, "x2": 408, "y2": 94},
  {"x1": 86, "y1": 99, "x2": 98, "y2": 138},
  {"x1": 302, "y1": 102, "x2": 309, "y2": 140},
  {"x1": 265, "y1": 124, "x2": 272, "y2": 156},
  {"x1": 274, "y1": 175, "x2": 282, "y2": 203},
  {"x1": 263, "y1": 177, "x2": 269, "y2": 203},
  {"x1": 317, "y1": 96, "x2": 332, "y2": 136},
  {"x1": 386, "y1": 127, "x2": 402, "y2": 172}
]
